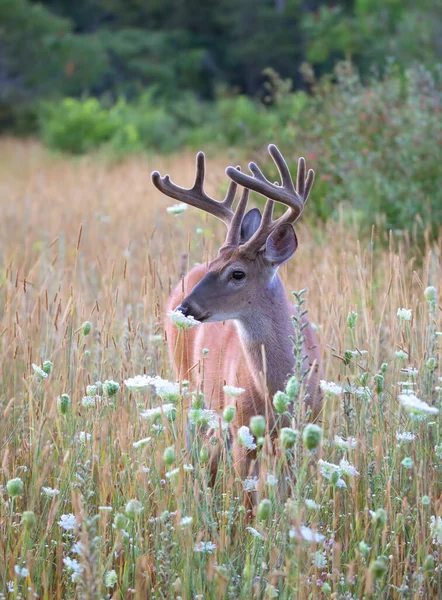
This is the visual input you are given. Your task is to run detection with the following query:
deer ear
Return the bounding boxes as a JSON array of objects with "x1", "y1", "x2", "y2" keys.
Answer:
[
  {"x1": 263, "y1": 223, "x2": 298, "y2": 266},
  {"x1": 240, "y1": 208, "x2": 262, "y2": 243}
]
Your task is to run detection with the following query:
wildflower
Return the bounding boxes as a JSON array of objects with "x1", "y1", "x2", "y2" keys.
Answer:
[
  {"x1": 32, "y1": 363, "x2": 48, "y2": 380},
  {"x1": 318, "y1": 460, "x2": 346, "y2": 488},
  {"x1": 21, "y1": 511, "x2": 36, "y2": 530},
  {"x1": 424, "y1": 286, "x2": 437, "y2": 303},
  {"x1": 401, "y1": 457, "x2": 414, "y2": 469},
  {"x1": 289, "y1": 525, "x2": 325, "y2": 544},
  {"x1": 266, "y1": 473, "x2": 278, "y2": 486},
  {"x1": 370, "y1": 508, "x2": 387, "y2": 527},
  {"x1": 71, "y1": 541, "x2": 84, "y2": 555},
  {"x1": 103, "y1": 380, "x2": 120, "y2": 397},
  {"x1": 202, "y1": 347, "x2": 209, "y2": 356},
  {"x1": 57, "y1": 394, "x2": 71, "y2": 415},
  {"x1": 125, "y1": 499, "x2": 143, "y2": 518},
  {"x1": 41, "y1": 486, "x2": 60, "y2": 498},
  {"x1": 358, "y1": 541, "x2": 371, "y2": 555},
  {"x1": 237, "y1": 426, "x2": 256, "y2": 450},
  {"x1": 395, "y1": 350, "x2": 408, "y2": 360},
  {"x1": 334, "y1": 435, "x2": 357, "y2": 449},
  {"x1": 265, "y1": 584, "x2": 279, "y2": 599},
  {"x1": 104, "y1": 570, "x2": 118, "y2": 588},
  {"x1": 279, "y1": 427, "x2": 298, "y2": 449},
  {"x1": 339, "y1": 458, "x2": 359, "y2": 476},
  {"x1": 7, "y1": 477, "x2": 24, "y2": 497},
  {"x1": 399, "y1": 393, "x2": 438, "y2": 415},
  {"x1": 7, "y1": 582, "x2": 14, "y2": 593},
  {"x1": 194, "y1": 541, "x2": 217, "y2": 553},
  {"x1": 285, "y1": 375, "x2": 299, "y2": 399},
  {"x1": 183, "y1": 463, "x2": 194, "y2": 472},
  {"x1": 223, "y1": 405, "x2": 236, "y2": 423},
  {"x1": 166, "y1": 202, "x2": 188, "y2": 215},
  {"x1": 14, "y1": 565, "x2": 29, "y2": 577},
  {"x1": 163, "y1": 446, "x2": 176, "y2": 466},
  {"x1": 42, "y1": 360, "x2": 53, "y2": 375},
  {"x1": 303, "y1": 424, "x2": 322, "y2": 450},
  {"x1": 77, "y1": 431, "x2": 92, "y2": 444},
  {"x1": 81, "y1": 321, "x2": 92, "y2": 336},
  {"x1": 246, "y1": 526, "x2": 265, "y2": 540},
  {"x1": 257, "y1": 498, "x2": 272, "y2": 521},
  {"x1": 311, "y1": 550, "x2": 327, "y2": 568},
  {"x1": 355, "y1": 386, "x2": 372, "y2": 401},
  {"x1": 320, "y1": 380, "x2": 343, "y2": 396},
  {"x1": 395, "y1": 431, "x2": 416, "y2": 442},
  {"x1": 370, "y1": 557, "x2": 388, "y2": 579},
  {"x1": 427, "y1": 357, "x2": 437, "y2": 371},
  {"x1": 180, "y1": 516, "x2": 193, "y2": 527},
  {"x1": 149, "y1": 334, "x2": 163, "y2": 343},
  {"x1": 424, "y1": 555, "x2": 435, "y2": 572},
  {"x1": 147, "y1": 375, "x2": 180, "y2": 401},
  {"x1": 422, "y1": 495, "x2": 431, "y2": 506},
  {"x1": 401, "y1": 367, "x2": 419, "y2": 377},
  {"x1": 140, "y1": 403, "x2": 175, "y2": 420},
  {"x1": 188, "y1": 407, "x2": 222, "y2": 430},
  {"x1": 58, "y1": 513, "x2": 77, "y2": 531},
  {"x1": 223, "y1": 385, "x2": 245, "y2": 397},
  {"x1": 124, "y1": 375, "x2": 152, "y2": 390},
  {"x1": 81, "y1": 395, "x2": 99, "y2": 408},
  {"x1": 397, "y1": 308, "x2": 412, "y2": 321},
  {"x1": 347, "y1": 311, "x2": 358, "y2": 329},
  {"x1": 168, "y1": 309, "x2": 201, "y2": 329},
  {"x1": 63, "y1": 557, "x2": 83, "y2": 582},
  {"x1": 273, "y1": 390, "x2": 290, "y2": 414},
  {"x1": 430, "y1": 516, "x2": 442, "y2": 544},
  {"x1": 113, "y1": 513, "x2": 128, "y2": 530},
  {"x1": 305, "y1": 499, "x2": 321, "y2": 510},
  {"x1": 132, "y1": 437, "x2": 152, "y2": 449},
  {"x1": 250, "y1": 415, "x2": 266, "y2": 438},
  {"x1": 242, "y1": 476, "x2": 258, "y2": 492}
]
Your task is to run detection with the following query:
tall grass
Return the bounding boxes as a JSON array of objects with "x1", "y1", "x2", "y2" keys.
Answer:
[{"x1": 0, "y1": 140, "x2": 441, "y2": 598}]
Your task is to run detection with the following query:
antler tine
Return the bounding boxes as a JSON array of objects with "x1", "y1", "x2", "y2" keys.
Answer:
[
  {"x1": 222, "y1": 188, "x2": 250, "y2": 248},
  {"x1": 151, "y1": 151, "x2": 236, "y2": 225}
]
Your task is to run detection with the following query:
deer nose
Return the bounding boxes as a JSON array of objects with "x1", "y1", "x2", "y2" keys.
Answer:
[{"x1": 176, "y1": 303, "x2": 191, "y2": 317}]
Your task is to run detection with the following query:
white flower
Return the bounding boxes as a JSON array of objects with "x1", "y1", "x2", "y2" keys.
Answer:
[
  {"x1": 246, "y1": 526, "x2": 264, "y2": 540},
  {"x1": 183, "y1": 464, "x2": 194, "y2": 472},
  {"x1": 397, "y1": 308, "x2": 412, "y2": 321},
  {"x1": 167, "y1": 202, "x2": 188, "y2": 215},
  {"x1": 78, "y1": 431, "x2": 92, "y2": 444},
  {"x1": 104, "y1": 569, "x2": 118, "y2": 588},
  {"x1": 430, "y1": 516, "x2": 442, "y2": 544},
  {"x1": 242, "y1": 476, "x2": 259, "y2": 492},
  {"x1": 58, "y1": 513, "x2": 77, "y2": 531},
  {"x1": 132, "y1": 437, "x2": 152, "y2": 449},
  {"x1": 223, "y1": 385, "x2": 245, "y2": 397},
  {"x1": 401, "y1": 367, "x2": 419, "y2": 377},
  {"x1": 32, "y1": 363, "x2": 48, "y2": 379},
  {"x1": 334, "y1": 435, "x2": 357, "y2": 449},
  {"x1": 81, "y1": 395, "x2": 100, "y2": 408},
  {"x1": 289, "y1": 525, "x2": 325, "y2": 543},
  {"x1": 7, "y1": 582, "x2": 14, "y2": 592},
  {"x1": 305, "y1": 499, "x2": 321, "y2": 510},
  {"x1": 339, "y1": 458, "x2": 359, "y2": 476},
  {"x1": 98, "y1": 506, "x2": 113, "y2": 513},
  {"x1": 320, "y1": 380, "x2": 343, "y2": 396},
  {"x1": 165, "y1": 467, "x2": 180, "y2": 480},
  {"x1": 237, "y1": 426, "x2": 256, "y2": 450},
  {"x1": 396, "y1": 431, "x2": 416, "y2": 442},
  {"x1": 71, "y1": 541, "x2": 84, "y2": 555},
  {"x1": 266, "y1": 473, "x2": 278, "y2": 486},
  {"x1": 180, "y1": 516, "x2": 193, "y2": 527},
  {"x1": 194, "y1": 541, "x2": 217, "y2": 553},
  {"x1": 63, "y1": 557, "x2": 84, "y2": 582},
  {"x1": 311, "y1": 550, "x2": 327, "y2": 568},
  {"x1": 168, "y1": 310, "x2": 201, "y2": 329},
  {"x1": 399, "y1": 393, "x2": 439, "y2": 415},
  {"x1": 355, "y1": 386, "x2": 372, "y2": 401},
  {"x1": 395, "y1": 350, "x2": 409, "y2": 359},
  {"x1": 149, "y1": 334, "x2": 163, "y2": 343},
  {"x1": 145, "y1": 375, "x2": 180, "y2": 401},
  {"x1": 318, "y1": 459, "x2": 347, "y2": 488},
  {"x1": 140, "y1": 403, "x2": 175, "y2": 420},
  {"x1": 14, "y1": 565, "x2": 29, "y2": 577},
  {"x1": 124, "y1": 375, "x2": 152, "y2": 390},
  {"x1": 41, "y1": 486, "x2": 60, "y2": 498}
]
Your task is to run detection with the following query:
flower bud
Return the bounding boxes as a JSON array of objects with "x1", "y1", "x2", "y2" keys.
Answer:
[
  {"x1": 103, "y1": 380, "x2": 120, "y2": 397},
  {"x1": 302, "y1": 424, "x2": 322, "y2": 451},
  {"x1": 223, "y1": 405, "x2": 236, "y2": 424},
  {"x1": 331, "y1": 470, "x2": 340, "y2": 487},
  {"x1": 42, "y1": 360, "x2": 53, "y2": 375},
  {"x1": 424, "y1": 286, "x2": 437, "y2": 303},
  {"x1": 202, "y1": 348, "x2": 209, "y2": 356},
  {"x1": 424, "y1": 555, "x2": 435, "y2": 572},
  {"x1": 370, "y1": 557, "x2": 387, "y2": 579},
  {"x1": 372, "y1": 508, "x2": 387, "y2": 527},
  {"x1": 257, "y1": 498, "x2": 272, "y2": 521},
  {"x1": 113, "y1": 513, "x2": 128, "y2": 530},
  {"x1": 192, "y1": 391, "x2": 204, "y2": 409},
  {"x1": 199, "y1": 445, "x2": 209, "y2": 464},
  {"x1": 273, "y1": 391, "x2": 290, "y2": 415},
  {"x1": 421, "y1": 495, "x2": 431, "y2": 506},
  {"x1": 343, "y1": 350, "x2": 353, "y2": 365},
  {"x1": 358, "y1": 541, "x2": 371, "y2": 555},
  {"x1": 279, "y1": 427, "x2": 298, "y2": 449},
  {"x1": 426, "y1": 357, "x2": 437, "y2": 372},
  {"x1": 21, "y1": 510, "x2": 36, "y2": 530},
  {"x1": 285, "y1": 376, "x2": 299, "y2": 399},
  {"x1": 321, "y1": 582, "x2": 332, "y2": 594},
  {"x1": 125, "y1": 499, "x2": 143, "y2": 519},
  {"x1": 86, "y1": 384, "x2": 97, "y2": 396},
  {"x1": 104, "y1": 569, "x2": 118, "y2": 588},
  {"x1": 347, "y1": 311, "x2": 358, "y2": 330},
  {"x1": 7, "y1": 477, "x2": 24, "y2": 498},
  {"x1": 81, "y1": 321, "x2": 92, "y2": 336},
  {"x1": 374, "y1": 374, "x2": 384, "y2": 394},
  {"x1": 57, "y1": 393, "x2": 71, "y2": 415},
  {"x1": 163, "y1": 446, "x2": 176, "y2": 466},
  {"x1": 250, "y1": 415, "x2": 266, "y2": 438}
]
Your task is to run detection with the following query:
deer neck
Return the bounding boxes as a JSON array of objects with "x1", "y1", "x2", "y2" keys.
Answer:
[{"x1": 235, "y1": 274, "x2": 295, "y2": 398}]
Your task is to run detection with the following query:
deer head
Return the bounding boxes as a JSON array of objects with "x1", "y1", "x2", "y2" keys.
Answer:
[{"x1": 151, "y1": 145, "x2": 314, "y2": 323}]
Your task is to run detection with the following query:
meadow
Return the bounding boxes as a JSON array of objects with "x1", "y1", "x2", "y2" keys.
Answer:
[{"x1": 0, "y1": 139, "x2": 441, "y2": 599}]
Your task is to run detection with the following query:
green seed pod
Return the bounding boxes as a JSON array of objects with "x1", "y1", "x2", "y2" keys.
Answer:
[
  {"x1": 57, "y1": 393, "x2": 71, "y2": 415},
  {"x1": 321, "y1": 582, "x2": 332, "y2": 594},
  {"x1": 331, "y1": 470, "x2": 340, "y2": 487},
  {"x1": 7, "y1": 477, "x2": 24, "y2": 498},
  {"x1": 358, "y1": 541, "x2": 371, "y2": 555},
  {"x1": 125, "y1": 499, "x2": 143, "y2": 519},
  {"x1": 302, "y1": 424, "x2": 322, "y2": 451},
  {"x1": 424, "y1": 555, "x2": 435, "y2": 572},
  {"x1": 347, "y1": 311, "x2": 358, "y2": 330},
  {"x1": 192, "y1": 391, "x2": 205, "y2": 409},
  {"x1": 285, "y1": 376, "x2": 299, "y2": 399},
  {"x1": 199, "y1": 445, "x2": 209, "y2": 464},
  {"x1": 113, "y1": 513, "x2": 128, "y2": 530},
  {"x1": 163, "y1": 446, "x2": 176, "y2": 466},
  {"x1": 257, "y1": 498, "x2": 272, "y2": 521},
  {"x1": 370, "y1": 557, "x2": 387, "y2": 579},
  {"x1": 250, "y1": 415, "x2": 266, "y2": 438},
  {"x1": 42, "y1": 360, "x2": 53, "y2": 375},
  {"x1": 21, "y1": 510, "x2": 36, "y2": 530},
  {"x1": 103, "y1": 380, "x2": 120, "y2": 397},
  {"x1": 373, "y1": 508, "x2": 387, "y2": 527},
  {"x1": 421, "y1": 495, "x2": 431, "y2": 506},
  {"x1": 223, "y1": 405, "x2": 236, "y2": 423},
  {"x1": 279, "y1": 427, "x2": 298, "y2": 449},
  {"x1": 374, "y1": 374, "x2": 384, "y2": 394},
  {"x1": 273, "y1": 391, "x2": 290, "y2": 415},
  {"x1": 426, "y1": 357, "x2": 437, "y2": 372},
  {"x1": 424, "y1": 286, "x2": 437, "y2": 303},
  {"x1": 81, "y1": 321, "x2": 92, "y2": 336}
]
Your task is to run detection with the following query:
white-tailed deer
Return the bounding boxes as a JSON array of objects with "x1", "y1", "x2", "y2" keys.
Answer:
[{"x1": 152, "y1": 145, "x2": 321, "y2": 481}]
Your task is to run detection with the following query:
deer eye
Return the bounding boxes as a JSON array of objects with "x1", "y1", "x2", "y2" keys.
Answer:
[{"x1": 232, "y1": 270, "x2": 245, "y2": 281}]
